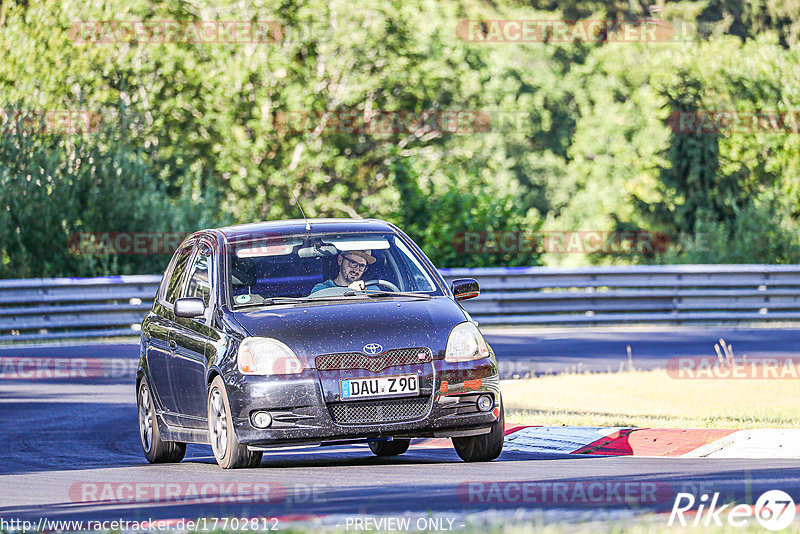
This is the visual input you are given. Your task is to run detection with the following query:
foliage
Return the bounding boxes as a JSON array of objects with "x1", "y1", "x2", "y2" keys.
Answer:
[
  {"x1": 387, "y1": 149, "x2": 541, "y2": 267},
  {"x1": 659, "y1": 196, "x2": 800, "y2": 264},
  {"x1": 0, "y1": 0, "x2": 799, "y2": 276},
  {"x1": 0, "y1": 118, "x2": 222, "y2": 278}
]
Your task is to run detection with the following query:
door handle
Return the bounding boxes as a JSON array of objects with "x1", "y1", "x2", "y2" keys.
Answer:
[{"x1": 168, "y1": 340, "x2": 177, "y2": 350}]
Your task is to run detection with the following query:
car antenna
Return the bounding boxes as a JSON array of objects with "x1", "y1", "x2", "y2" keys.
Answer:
[{"x1": 280, "y1": 171, "x2": 311, "y2": 231}]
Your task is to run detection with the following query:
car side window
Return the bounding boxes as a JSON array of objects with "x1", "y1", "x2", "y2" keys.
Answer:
[
  {"x1": 163, "y1": 244, "x2": 195, "y2": 304},
  {"x1": 185, "y1": 246, "x2": 212, "y2": 306}
]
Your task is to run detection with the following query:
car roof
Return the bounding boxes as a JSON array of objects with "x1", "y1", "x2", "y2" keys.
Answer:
[{"x1": 212, "y1": 218, "x2": 398, "y2": 241}]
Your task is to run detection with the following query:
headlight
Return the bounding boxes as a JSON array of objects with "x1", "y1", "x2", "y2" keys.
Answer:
[
  {"x1": 445, "y1": 322, "x2": 490, "y2": 363},
  {"x1": 237, "y1": 337, "x2": 303, "y2": 375}
]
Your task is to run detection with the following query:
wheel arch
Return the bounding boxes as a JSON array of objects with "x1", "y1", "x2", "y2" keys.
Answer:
[{"x1": 207, "y1": 368, "x2": 222, "y2": 387}]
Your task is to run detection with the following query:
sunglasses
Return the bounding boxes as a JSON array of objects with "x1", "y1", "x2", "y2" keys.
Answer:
[{"x1": 343, "y1": 256, "x2": 368, "y2": 270}]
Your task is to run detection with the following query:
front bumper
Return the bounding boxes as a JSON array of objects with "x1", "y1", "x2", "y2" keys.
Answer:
[{"x1": 225, "y1": 357, "x2": 501, "y2": 447}]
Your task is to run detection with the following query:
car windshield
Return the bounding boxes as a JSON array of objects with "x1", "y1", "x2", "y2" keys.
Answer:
[{"x1": 226, "y1": 232, "x2": 443, "y2": 307}]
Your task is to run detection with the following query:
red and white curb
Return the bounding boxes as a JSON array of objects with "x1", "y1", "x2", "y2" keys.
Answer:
[
  {"x1": 417, "y1": 426, "x2": 800, "y2": 458},
  {"x1": 682, "y1": 428, "x2": 800, "y2": 458}
]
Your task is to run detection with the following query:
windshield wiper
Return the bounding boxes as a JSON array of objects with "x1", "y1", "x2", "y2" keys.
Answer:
[
  {"x1": 232, "y1": 297, "x2": 309, "y2": 308},
  {"x1": 262, "y1": 296, "x2": 317, "y2": 305},
  {"x1": 235, "y1": 292, "x2": 430, "y2": 307},
  {"x1": 343, "y1": 290, "x2": 431, "y2": 299},
  {"x1": 242, "y1": 295, "x2": 368, "y2": 306}
]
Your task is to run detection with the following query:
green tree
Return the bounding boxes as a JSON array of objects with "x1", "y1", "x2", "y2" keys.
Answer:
[{"x1": 0, "y1": 116, "x2": 222, "y2": 278}]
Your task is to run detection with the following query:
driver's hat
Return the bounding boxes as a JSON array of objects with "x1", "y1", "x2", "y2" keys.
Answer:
[{"x1": 343, "y1": 250, "x2": 376, "y2": 265}]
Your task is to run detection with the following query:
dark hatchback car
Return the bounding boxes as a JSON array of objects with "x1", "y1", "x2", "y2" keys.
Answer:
[{"x1": 137, "y1": 218, "x2": 503, "y2": 468}]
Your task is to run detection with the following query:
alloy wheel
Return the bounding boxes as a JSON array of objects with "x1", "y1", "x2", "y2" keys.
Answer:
[
  {"x1": 138, "y1": 385, "x2": 153, "y2": 453},
  {"x1": 209, "y1": 388, "x2": 228, "y2": 458}
]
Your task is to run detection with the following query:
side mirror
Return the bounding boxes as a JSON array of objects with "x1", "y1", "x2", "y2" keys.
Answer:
[
  {"x1": 174, "y1": 297, "x2": 206, "y2": 318},
  {"x1": 451, "y1": 278, "x2": 479, "y2": 301}
]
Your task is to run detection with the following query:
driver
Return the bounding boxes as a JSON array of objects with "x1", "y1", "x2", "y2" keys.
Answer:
[{"x1": 310, "y1": 250, "x2": 376, "y2": 293}]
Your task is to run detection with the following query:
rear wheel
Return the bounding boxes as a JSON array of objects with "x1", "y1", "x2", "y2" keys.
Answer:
[
  {"x1": 208, "y1": 376, "x2": 262, "y2": 469},
  {"x1": 452, "y1": 398, "x2": 504, "y2": 462},
  {"x1": 138, "y1": 381, "x2": 186, "y2": 463},
  {"x1": 369, "y1": 439, "x2": 411, "y2": 457}
]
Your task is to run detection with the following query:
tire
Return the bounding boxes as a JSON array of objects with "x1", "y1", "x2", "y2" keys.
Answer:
[
  {"x1": 138, "y1": 380, "x2": 186, "y2": 463},
  {"x1": 208, "y1": 376, "x2": 262, "y2": 469},
  {"x1": 452, "y1": 398, "x2": 504, "y2": 462},
  {"x1": 369, "y1": 439, "x2": 411, "y2": 457}
]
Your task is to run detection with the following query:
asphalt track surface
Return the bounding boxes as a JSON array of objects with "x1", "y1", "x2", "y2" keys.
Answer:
[{"x1": 1, "y1": 327, "x2": 799, "y2": 525}]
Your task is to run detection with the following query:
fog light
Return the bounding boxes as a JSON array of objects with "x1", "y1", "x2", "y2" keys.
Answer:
[
  {"x1": 476, "y1": 394, "x2": 494, "y2": 412},
  {"x1": 251, "y1": 411, "x2": 272, "y2": 428}
]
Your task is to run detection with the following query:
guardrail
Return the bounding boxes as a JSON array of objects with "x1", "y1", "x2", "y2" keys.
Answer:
[
  {"x1": 0, "y1": 275, "x2": 160, "y2": 342},
  {"x1": 2, "y1": 265, "x2": 799, "y2": 342},
  {"x1": 442, "y1": 264, "x2": 800, "y2": 326}
]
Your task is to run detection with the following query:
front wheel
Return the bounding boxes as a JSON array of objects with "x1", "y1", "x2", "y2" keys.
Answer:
[
  {"x1": 369, "y1": 439, "x2": 411, "y2": 457},
  {"x1": 208, "y1": 376, "x2": 262, "y2": 469},
  {"x1": 452, "y1": 398, "x2": 504, "y2": 462},
  {"x1": 138, "y1": 380, "x2": 186, "y2": 463}
]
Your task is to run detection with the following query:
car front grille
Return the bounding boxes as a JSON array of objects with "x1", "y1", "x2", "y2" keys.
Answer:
[
  {"x1": 316, "y1": 347, "x2": 433, "y2": 374},
  {"x1": 329, "y1": 398, "x2": 429, "y2": 425}
]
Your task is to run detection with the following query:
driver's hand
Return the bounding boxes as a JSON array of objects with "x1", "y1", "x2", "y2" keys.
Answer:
[{"x1": 348, "y1": 280, "x2": 365, "y2": 291}]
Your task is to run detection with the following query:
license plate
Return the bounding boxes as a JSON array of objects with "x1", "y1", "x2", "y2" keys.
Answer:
[{"x1": 341, "y1": 374, "x2": 419, "y2": 399}]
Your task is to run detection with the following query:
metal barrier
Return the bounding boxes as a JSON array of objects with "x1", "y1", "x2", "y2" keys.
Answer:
[
  {"x1": 2, "y1": 265, "x2": 800, "y2": 342},
  {"x1": 0, "y1": 275, "x2": 160, "y2": 342},
  {"x1": 441, "y1": 264, "x2": 800, "y2": 325}
]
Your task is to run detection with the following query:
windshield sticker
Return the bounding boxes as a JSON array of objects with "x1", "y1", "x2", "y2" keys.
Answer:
[{"x1": 234, "y1": 294, "x2": 252, "y2": 304}]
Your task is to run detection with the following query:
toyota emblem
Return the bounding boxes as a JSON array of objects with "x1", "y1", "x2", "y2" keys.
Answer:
[{"x1": 363, "y1": 343, "x2": 383, "y2": 355}]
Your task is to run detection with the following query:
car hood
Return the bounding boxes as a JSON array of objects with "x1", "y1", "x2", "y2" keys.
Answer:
[{"x1": 230, "y1": 297, "x2": 468, "y2": 364}]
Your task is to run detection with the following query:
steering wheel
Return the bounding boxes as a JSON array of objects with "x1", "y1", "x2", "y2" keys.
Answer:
[{"x1": 364, "y1": 279, "x2": 400, "y2": 292}]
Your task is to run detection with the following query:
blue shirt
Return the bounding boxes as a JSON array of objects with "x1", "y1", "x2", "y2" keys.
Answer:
[{"x1": 310, "y1": 279, "x2": 342, "y2": 293}]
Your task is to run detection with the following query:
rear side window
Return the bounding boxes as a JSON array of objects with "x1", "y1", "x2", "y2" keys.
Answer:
[
  {"x1": 162, "y1": 244, "x2": 194, "y2": 304},
  {"x1": 185, "y1": 246, "x2": 212, "y2": 306}
]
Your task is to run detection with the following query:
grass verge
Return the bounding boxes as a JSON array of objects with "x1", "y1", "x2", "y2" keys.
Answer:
[{"x1": 500, "y1": 369, "x2": 800, "y2": 429}]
